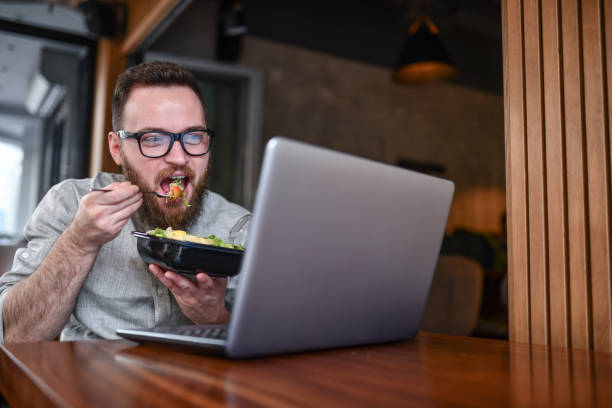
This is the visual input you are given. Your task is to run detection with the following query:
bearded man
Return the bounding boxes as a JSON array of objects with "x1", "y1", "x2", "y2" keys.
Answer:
[{"x1": 0, "y1": 61, "x2": 250, "y2": 343}]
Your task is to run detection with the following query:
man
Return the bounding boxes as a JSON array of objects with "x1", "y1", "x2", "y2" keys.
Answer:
[{"x1": 0, "y1": 61, "x2": 250, "y2": 343}]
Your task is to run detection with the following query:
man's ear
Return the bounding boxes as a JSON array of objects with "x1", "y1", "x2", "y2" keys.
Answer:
[{"x1": 108, "y1": 131, "x2": 122, "y2": 166}]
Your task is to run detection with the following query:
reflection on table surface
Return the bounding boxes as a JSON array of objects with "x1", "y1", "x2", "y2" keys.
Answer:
[{"x1": 1, "y1": 333, "x2": 611, "y2": 407}]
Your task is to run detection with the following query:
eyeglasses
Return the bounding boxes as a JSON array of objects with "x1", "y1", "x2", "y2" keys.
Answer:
[{"x1": 117, "y1": 128, "x2": 215, "y2": 158}]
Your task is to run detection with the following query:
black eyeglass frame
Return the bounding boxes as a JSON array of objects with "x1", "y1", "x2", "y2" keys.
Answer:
[{"x1": 117, "y1": 129, "x2": 215, "y2": 158}]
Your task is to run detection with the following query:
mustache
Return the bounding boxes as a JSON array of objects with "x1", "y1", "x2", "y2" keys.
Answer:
[{"x1": 154, "y1": 167, "x2": 196, "y2": 186}]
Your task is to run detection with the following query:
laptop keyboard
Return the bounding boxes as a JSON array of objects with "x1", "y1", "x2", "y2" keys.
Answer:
[{"x1": 176, "y1": 326, "x2": 228, "y2": 340}]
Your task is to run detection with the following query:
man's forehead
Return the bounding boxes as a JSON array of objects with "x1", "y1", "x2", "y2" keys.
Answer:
[
  {"x1": 122, "y1": 85, "x2": 206, "y2": 130},
  {"x1": 125, "y1": 84, "x2": 201, "y2": 105}
]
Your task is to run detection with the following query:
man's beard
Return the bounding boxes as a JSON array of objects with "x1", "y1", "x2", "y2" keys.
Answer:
[{"x1": 122, "y1": 154, "x2": 209, "y2": 230}]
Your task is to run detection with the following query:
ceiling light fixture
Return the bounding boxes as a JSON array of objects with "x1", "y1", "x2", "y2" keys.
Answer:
[{"x1": 392, "y1": 15, "x2": 456, "y2": 85}]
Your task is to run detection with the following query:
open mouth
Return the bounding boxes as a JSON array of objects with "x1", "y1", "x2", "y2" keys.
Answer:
[{"x1": 160, "y1": 175, "x2": 190, "y2": 197}]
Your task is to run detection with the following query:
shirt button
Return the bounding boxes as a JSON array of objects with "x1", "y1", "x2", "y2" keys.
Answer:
[{"x1": 157, "y1": 286, "x2": 166, "y2": 295}]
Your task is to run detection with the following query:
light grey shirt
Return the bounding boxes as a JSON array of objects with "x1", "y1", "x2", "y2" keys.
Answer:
[{"x1": 0, "y1": 172, "x2": 250, "y2": 343}]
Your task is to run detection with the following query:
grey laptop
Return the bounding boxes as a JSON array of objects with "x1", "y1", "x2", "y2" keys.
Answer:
[{"x1": 117, "y1": 137, "x2": 454, "y2": 358}]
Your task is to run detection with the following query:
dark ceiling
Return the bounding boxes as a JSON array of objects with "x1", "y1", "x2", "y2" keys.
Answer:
[{"x1": 241, "y1": 0, "x2": 502, "y2": 93}]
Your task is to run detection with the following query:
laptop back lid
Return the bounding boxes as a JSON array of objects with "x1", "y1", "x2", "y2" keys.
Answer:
[{"x1": 226, "y1": 137, "x2": 454, "y2": 358}]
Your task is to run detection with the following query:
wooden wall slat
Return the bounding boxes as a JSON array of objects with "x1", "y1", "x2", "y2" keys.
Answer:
[
  {"x1": 504, "y1": 0, "x2": 531, "y2": 343},
  {"x1": 560, "y1": 0, "x2": 592, "y2": 350},
  {"x1": 581, "y1": 0, "x2": 612, "y2": 352},
  {"x1": 542, "y1": 0, "x2": 570, "y2": 347},
  {"x1": 524, "y1": 0, "x2": 550, "y2": 345},
  {"x1": 505, "y1": 0, "x2": 612, "y2": 351},
  {"x1": 605, "y1": 0, "x2": 612, "y2": 352}
]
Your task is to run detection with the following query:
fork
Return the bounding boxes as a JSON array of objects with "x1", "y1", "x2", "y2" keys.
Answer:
[
  {"x1": 90, "y1": 188, "x2": 169, "y2": 198},
  {"x1": 90, "y1": 176, "x2": 185, "y2": 198}
]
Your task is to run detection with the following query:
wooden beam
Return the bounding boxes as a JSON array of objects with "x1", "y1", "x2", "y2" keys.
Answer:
[
  {"x1": 89, "y1": 0, "x2": 182, "y2": 175},
  {"x1": 121, "y1": 0, "x2": 182, "y2": 55},
  {"x1": 89, "y1": 39, "x2": 124, "y2": 177}
]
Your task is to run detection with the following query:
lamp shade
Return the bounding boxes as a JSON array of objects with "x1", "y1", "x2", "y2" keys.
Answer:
[{"x1": 393, "y1": 16, "x2": 456, "y2": 84}]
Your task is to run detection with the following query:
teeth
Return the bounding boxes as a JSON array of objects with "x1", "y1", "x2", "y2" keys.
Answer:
[{"x1": 171, "y1": 175, "x2": 186, "y2": 180}]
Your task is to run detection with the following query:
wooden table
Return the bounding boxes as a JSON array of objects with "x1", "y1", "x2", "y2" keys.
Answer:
[{"x1": 1, "y1": 332, "x2": 611, "y2": 407}]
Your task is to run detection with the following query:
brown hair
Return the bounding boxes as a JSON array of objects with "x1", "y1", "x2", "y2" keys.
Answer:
[{"x1": 111, "y1": 61, "x2": 204, "y2": 131}]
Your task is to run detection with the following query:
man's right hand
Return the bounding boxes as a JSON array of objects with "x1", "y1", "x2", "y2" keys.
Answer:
[
  {"x1": 69, "y1": 182, "x2": 143, "y2": 253},
  {"x1": 2, "y1": 181, "x2": 142, "y2": 342}
]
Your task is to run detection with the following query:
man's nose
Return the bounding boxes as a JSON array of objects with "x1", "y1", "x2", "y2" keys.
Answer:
[{"x1": 164, "y1": 140, "x2": 188, "y2": 166}]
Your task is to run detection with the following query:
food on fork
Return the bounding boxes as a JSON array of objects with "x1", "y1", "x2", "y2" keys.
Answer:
[{"x1": 166, "y1": 177, "x2": 191, "y2": 207}]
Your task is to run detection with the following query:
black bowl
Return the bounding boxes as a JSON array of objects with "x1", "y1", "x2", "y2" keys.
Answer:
[{"x1": 132, "y1": 231, "x2": 244, "y2": 277}]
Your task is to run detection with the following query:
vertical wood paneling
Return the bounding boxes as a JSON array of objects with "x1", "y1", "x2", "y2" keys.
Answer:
[
  {"x1": 605, "y1": 0, "x2": 612, "y2": 352},
  {"x1": 560, "y1": 0, "x2": 592, "y2": 350},
  {"x1": 505, "y1": 0, "x2": 612, "y2": 351},
  {"x1": 524, "y1": 0, "x2": 550, "y2": 345},
  {"x1": 581, "y1": 0, "x2": 612, "y2": 352},
  {"x1": 542, "y1": 0, "x2": 570, "y2": 347},
  {"x1": 503, "y1": 0, "x2": 531, "y2": 343}
]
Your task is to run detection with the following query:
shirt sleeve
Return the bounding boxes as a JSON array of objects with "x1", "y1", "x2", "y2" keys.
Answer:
[{"x1": 0, "y1": 180, "x2": 81, "y2": 343}]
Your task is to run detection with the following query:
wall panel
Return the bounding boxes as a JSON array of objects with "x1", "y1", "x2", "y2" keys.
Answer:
[
  {"x1": 503, "y1": 0, "x2": 531, "y2": 343},
  {"x1": 504, "y1": 0, "x2": 612, "y2": 351},
  {"x1": 523, "y1": 0, "x2": 550, "y2": 346},
  {"x1": 560, "y1": 0, "x2": 592, "y2": 350},
  {"x1": 581, "y1": 0, "x2": 612, "y2": 352},
  {"x1": 541, "y1": 0, "x2": 570, "y2": 348},
  {"x1": 605, "y1": 0, "x2": 612, "y2": 351}
]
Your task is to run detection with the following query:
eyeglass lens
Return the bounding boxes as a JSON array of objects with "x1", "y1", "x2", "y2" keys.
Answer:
[{"x1": 139, "y1": 131, "x2": 211, "y2": 157}]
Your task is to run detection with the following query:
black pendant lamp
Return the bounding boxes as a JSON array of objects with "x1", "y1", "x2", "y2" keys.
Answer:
[{"x1": 393, "y1": 16, "x2": 456, "y2": 84}]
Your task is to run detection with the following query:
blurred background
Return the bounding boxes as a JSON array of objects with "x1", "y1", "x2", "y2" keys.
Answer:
[{"x1": 0, "y1": 0, "x2": 507, "y2": 339}]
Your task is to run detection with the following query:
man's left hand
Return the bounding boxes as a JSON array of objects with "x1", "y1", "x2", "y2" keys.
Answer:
[{"x1": 149, "y1": 264, "x2": 230, "y2": 324}]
